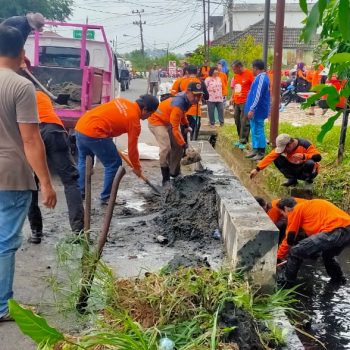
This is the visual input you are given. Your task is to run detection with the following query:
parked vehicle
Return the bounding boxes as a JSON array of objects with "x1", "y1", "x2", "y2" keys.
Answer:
[
  {"x1": 25, "y1": 21, "x2": 118, "y2": 131},
  {"x1": 280, "y1": 81, "x2": 306, "y2": 106}
]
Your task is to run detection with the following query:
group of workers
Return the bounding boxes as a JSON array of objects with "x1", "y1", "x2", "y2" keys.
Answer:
[{"x1": 254, "y1": 133, "x2": 349, "y2": 286}]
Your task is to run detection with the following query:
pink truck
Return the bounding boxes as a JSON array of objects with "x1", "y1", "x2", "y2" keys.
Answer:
[{"x1": 25, "y1": 21, "x2": 118, "y2": 130}]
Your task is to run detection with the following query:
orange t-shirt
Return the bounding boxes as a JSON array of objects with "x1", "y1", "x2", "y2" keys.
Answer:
[
  {"x1": 268, "y1": 197, "x2": 307, "y2": 225},
  {"x1": 277, "y1": 199, "x2": 350, "y2": 259},
  {"x1": 232, "y1": 69, "x2": 254, "y2": 105},
  {"x1": 171, "y1": 77, "x2": 183, "y2": 96},
  {"x1": 75, "y1": 98, "x2": 142, "y2": 170},
  {"x1": 218, "y1": 71, "x2": 228, "y2": 97},
  {"x1": 148, "y1": 96, "x2": 189, "y2": 146},
  {"x1": 311, "y1": 65, "x2": 324, "y2": 87},
  {"x1": 306, "y1": 70, "x2": 314, "y2": 84},
  {"x1": 36, "y1": 91, "x2": 64, "y2": 127}
]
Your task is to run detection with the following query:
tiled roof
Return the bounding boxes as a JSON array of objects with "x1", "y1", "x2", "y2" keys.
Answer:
[{"x1": 212, "y1": 19, "x2": 318, "y2": 50}]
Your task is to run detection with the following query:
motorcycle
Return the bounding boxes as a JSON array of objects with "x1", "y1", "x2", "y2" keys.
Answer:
[{"x1": 280, "y1": 81, "x2": 306, "y2": 107}]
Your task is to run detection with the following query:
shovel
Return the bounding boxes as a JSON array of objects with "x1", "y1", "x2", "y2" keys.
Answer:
[
  {"x1": 118, "y1": 150, "x2": 161, "y2": 196},
  {"x1": 181, "y1": 131, "x2": 202, "y2": 166},
  {"x1": 76, "y1": 166, "x2": 126, "y2": 313},
  {"x1": 23, "y1": 67, "x2": 70, "y2": 105}
]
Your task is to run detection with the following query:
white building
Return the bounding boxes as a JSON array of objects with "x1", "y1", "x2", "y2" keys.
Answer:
[{"x1": 214, "y1": 2, "x2": 315, "y2": 40}]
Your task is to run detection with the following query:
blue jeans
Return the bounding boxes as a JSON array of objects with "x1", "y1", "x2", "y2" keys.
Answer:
[
  {"x1": 250, "y1": 118, "x2": 266, "y2": 149},
  {"x1": 76, "y1": 132, "x2": 122, "y2": 201},
  {"x1": 0, "y1": 190, "x2": 32, "y2": 317}
]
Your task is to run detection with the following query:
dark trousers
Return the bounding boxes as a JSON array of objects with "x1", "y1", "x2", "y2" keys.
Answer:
[
  {"x1": 233, "y1": 103, "x2": 250, "y2": 143},
  {"x1": 274, "y1": 156, "x2": 317, "y2": 181},
  {"x1": 285, "y1": 227, "x2": 350, "y2": 282},
  {"x1": 28, "y1": 123, "x2": 84, "y2": 233}
]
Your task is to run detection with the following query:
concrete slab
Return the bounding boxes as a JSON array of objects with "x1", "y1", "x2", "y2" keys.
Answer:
[{"x1": 192, "y1": 141, "x2": 279, "y2": 291}]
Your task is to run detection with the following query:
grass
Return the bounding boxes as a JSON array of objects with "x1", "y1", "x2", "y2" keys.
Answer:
[
  {"x1": 29, "y1": 241, "x2": 301, "y2": 349},
  {"x1": 218, "y1": 122, "x2": 350, "y2": 210}
]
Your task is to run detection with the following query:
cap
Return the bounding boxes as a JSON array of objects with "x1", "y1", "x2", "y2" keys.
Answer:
[
  {"x1": 137, "y1": 94, "x2": 159, "y2": 112},
  {"x1": 275, "y1": 134, "x2": 292, "y2": 153},
  {"x1": 187, "y1": 81, "x2": 203, "y2": 94}
]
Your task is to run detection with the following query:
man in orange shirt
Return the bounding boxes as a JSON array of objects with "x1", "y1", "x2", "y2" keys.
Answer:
[
  {"x1": 231, "y1": 60, "x2": 254, "y2": 148},
  {"x1": 174, "y1": 66, "x2": 209, "y2": 141},
  {"x1": 26, "y1": 91, "x2": 84, "y2": 243},
  {"x1": 255, "y1": 196, "x2": 307, "y2": 244},
  {"x1": 277, "y1": 198, "x2": 350, "y2": 284},
  {"x1": 148, "y1": 82, "x2": 203, "y2": 185},
  {"x1": 250, "y1": 133, "x2": 321, "y2": 187},
  {"x1": 75, "y1": 95, "x2": 159, "y2": 205}
]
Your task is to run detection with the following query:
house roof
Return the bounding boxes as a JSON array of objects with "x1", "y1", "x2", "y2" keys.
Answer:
[{"x1": 212, "y1": 19, "x2": 318, "y2": 50}]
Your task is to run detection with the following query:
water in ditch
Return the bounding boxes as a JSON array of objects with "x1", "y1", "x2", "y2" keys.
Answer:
[{"x1": 296, "y1": 248, "x2": 350, "y2": 349}]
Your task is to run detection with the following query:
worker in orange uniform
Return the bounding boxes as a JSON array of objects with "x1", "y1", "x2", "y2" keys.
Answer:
[
  {"x1": 255, "y1": 196, "x2": 307, "y2": 244},
  {"x1": 148, "y1": 82, "x2": 203, "y2": 185},
  {"x1": 171, "y1": 67, "x2": 189, "y2": 96},
  {"x1": 199, "y1": 59, "x2": 210, "y2": 80},
  {"x1": 277, "y1": 198, "x2": 350, "y2": 285},
  {"x1": 75, "y1": 95, "x2": 159, "y2": 205},
  {"x1": 26, "y1": 91, "x2": 84, "y2": 244},
  {"x1": 173, "y1": 66, "x2": 209, "y2": 140},
  {"x1": 307, "y1": 64, "x2": 324, "y2": 116},
  {"x1": 231, "y1": 60, "x2": 254, "y2": 149},
  {"x1": 250, "y1": 133, "x2": 321, "y2": 187},
  {"x1": 217, "y1": 61, "x2": 228, "y2": 100}
]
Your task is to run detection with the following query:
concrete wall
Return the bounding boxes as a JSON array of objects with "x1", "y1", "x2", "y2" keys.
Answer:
[{"x1": 192, "y1": 141, "x2": 279, "y2": 292}]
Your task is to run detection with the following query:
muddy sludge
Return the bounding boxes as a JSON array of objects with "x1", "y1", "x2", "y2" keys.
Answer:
[{"x1": 154, "y1": 173, "x2": 219, "y2": 245}]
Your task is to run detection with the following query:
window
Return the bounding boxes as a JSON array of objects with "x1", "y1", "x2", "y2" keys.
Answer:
[{"x1": 39, "y1": 46, "x2": 90, "y2": 68}]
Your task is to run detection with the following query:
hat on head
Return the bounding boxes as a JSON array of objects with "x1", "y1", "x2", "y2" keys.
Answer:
[
  {"x1": 187, "y1": 81, "x2": 203, "y2": 94},
  {"x1": 275, "y1": 134, "x2": 292, "y2": 153}
]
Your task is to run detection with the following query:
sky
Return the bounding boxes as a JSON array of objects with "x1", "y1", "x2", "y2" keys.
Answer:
[
  {"x1": 51, "y1": 0, "x2": 308, "y2": 55},
  {"x1": 56, "y1": 0, "x2": 225, "y2": 54}
]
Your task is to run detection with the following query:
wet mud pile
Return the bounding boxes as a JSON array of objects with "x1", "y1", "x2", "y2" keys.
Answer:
[
  {"x1": 219, "y1": 301, "x2": 265, "y2": 350},
  {"x1": 154, "y1": 174, "x2": 219, "y2": 245},
  {"x1": 51, "y1": 82, "x2": 82, "y2": 101}
]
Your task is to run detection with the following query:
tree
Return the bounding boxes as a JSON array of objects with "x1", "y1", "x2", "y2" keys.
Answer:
[
  {"x1": 0, "y1": 0, "x2": 73, "y2": 21},
  {"x1": 299, "y1": 0, "x2": 350, "y2": 162},
  {"x1": 187, "y1": 35, "x2": 264, "y2": 68}
]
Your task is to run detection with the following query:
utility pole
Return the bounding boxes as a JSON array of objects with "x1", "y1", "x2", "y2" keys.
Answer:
[
  {"x1": 262, "y1": 0, "x2": 271, "y2": 64},
  {"x1": 202, "y1": 0, "x2": 208, "y2": 62},
  {"x1": 132, "y1": 9, "x2": 145, "y2": 56},
  {"x1": 270, "y1": 0, "x2": 285, "y2": 146},
  {"x1": 207, "y1": 0, "x2": 210, "y2": 61},
  {"x1": 228, "y1": 0, "x2": 233, "y2": 34}
]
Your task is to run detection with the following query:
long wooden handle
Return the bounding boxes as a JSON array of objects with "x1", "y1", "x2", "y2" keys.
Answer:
[
  {"x1": 118, "y1": 150, "x2": 161, "y2": 195},
  {"x1": 23, "y1": 68, "x2": 58, "y2": 100}
]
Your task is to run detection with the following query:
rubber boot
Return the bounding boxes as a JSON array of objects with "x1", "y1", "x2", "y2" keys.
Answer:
[
  {"x1": 28, "y1": 230, "x2": 42, "y2": 244},
  {"x1": 161, "y1": 167, "x2": 170, "y2": 186}
]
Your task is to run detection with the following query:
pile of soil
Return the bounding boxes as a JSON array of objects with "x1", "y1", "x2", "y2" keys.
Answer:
[
  {"x1": 154, "y1": 174, "x2": 219, "y2": 245},
  {"x1": 51, "y1": 82, "x2": 81, "y2": 101},
  {"x1": 219, "y1": 301, "x2": 265, "y2": 350}
]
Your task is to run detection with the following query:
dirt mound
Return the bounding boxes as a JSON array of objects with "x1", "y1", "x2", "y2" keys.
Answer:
[
  {"x1": 220, "y1": 301, "x2": 265, "y2": 350},
  {"x1": 154, "y1": 174, "x2": 218, "y2": 245}
]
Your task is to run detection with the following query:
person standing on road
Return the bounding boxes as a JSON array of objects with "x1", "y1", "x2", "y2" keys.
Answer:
[
  {"x1": 26, "y1": 91, "x2": 84, "y2": 244},
  {"x1": 0, "y1": 25, "x2": 56, "y2": 322},
  {"x1": 174, "y1": 66, "x2": 209, "y2": 140},
  {"x1": 148, "y1": 64, "x2": 161, "y2": 96},
  {"x1": 244, "y1": 59, "x2": 270, "y2": 161},
  {"x1": 148, "y1": 82, "x2": 203, "y2": 185},
  {"x1": 231, "y1": 60, "x2": 254, "y2": 149},
  {"x1": 205, "y1": 67, "x2": 225, "y2": 128},
  {"x1": 249, "y1": 134, "x2": 321, "y2": 187},
  {"x1": 277, "y1": 198, "x2": 350, "y2": 285},
  {"x1": 75, "y1": 95, "x2": 159, "y2": 205}
]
